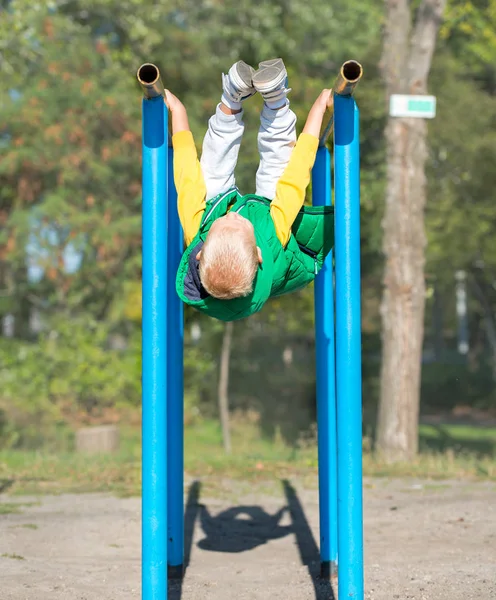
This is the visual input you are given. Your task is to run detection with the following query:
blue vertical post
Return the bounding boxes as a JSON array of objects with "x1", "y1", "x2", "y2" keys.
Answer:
[
  {"x1": 167, "y1": 144, "x2": 185, "y2": 578},
  {"x1": 142, "y1": 95, "x2": 168, "y2": 599},
  {"x1": 333, "y1": 94, "x2": 364, "y2": 599},
  {"x1": 313, "y1": 146, "x2": 338, "y2": 579}
]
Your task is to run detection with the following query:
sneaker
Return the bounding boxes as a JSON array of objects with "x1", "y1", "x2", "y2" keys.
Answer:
[
  {"x1": 221, "y1": 60, "x2": 256, "y2": 107},
  {"x1": 252, "y1": 58, "x2": 291, "y2": 107}
]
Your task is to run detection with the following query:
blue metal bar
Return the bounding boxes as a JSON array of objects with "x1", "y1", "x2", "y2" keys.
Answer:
[
  {"x1": 167, "y1": 145, "x2": 185, "y2": 578},
  {"x1": 333, "y1": 94, "x2": 364, "y2": 599},
  {"x1": 142, "y1": 95, "x2": 168, "y2": 600},
  {"x1": 312, "y1": 146, "x2": 338, "y2": 579}
]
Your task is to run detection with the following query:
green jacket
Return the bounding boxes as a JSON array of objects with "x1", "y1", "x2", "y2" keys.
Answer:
[{"x1": 176, "y1": 188, "x2": 333, "y2": 322}]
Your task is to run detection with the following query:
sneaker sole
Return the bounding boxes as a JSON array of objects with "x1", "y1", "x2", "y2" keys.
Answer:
[
  {"x1": 258, "y1": 58, "x2": 284, "y2": 69},
  {"x1": 230, "y1": 60, "x2": 255, "y2": 94},
  {"x1": 252, "y1": 60, "x2": 287, "y2": 92}
]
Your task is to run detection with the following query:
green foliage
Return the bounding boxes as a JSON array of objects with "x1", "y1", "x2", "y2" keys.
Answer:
[
  {"x1": 0, "y1": 318, "x2": 140, "y2": 448},
  {"x1": 1, "y1": 15, "x2": 142, "y2": 321},
  {"x1": 441, "y1": 0, "x2": 496, "y2": 76},
  {"x1": 421, "y1": 359, "x2": 496, "y2": 411},
  {"x1": 427, "y1": 53, "x2": 496, "y2": 277}
]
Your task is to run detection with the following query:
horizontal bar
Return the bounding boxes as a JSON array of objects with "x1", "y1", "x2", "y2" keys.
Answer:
[
  {"x1": 137, "y1": 62, "x2": 173, "y2": 146},
  {"x1": 137, "y1": 63, "x2": 165, "y2": 99},
  {"x1": 319, "y1": 60, "x2": 363, "y2": 146}
]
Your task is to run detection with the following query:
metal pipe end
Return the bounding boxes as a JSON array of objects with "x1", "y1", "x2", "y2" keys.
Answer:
[
  {"x1": 137, "y1": 63, "x2": 165, "y2": 99},
  {"x1": 319, "y1": 60, "x2": 363, "y2": 145},
  {"x1": 334, "y1": 60, "x2": 363, "y2": 97}
]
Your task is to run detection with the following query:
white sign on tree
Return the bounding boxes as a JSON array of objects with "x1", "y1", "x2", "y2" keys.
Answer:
[{"x1": 389, "y1": 94, "x2": 437, "y2": 118}]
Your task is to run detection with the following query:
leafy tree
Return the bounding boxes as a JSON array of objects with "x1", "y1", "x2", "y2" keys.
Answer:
[{"x1": 1, "y1": 13, "x2": 142, "y2": 328}]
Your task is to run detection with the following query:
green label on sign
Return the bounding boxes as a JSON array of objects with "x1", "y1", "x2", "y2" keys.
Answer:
[{"x1": 408, "y1": 99, "x2": 434, "y2": 112}]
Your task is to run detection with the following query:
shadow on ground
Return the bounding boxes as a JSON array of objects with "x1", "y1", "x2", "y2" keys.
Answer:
[
  {"x1": 282, "y1": 480, "x2": 336, "y2": 600},
  {"x1": 169, "y1": 480, "x2": 335, "y2": 599}
]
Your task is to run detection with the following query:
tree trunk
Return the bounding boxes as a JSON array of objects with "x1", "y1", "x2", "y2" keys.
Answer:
[
  {"x1": 377, "y1": 117, "x2": 428, "y2": 460},
  {"x1": 218, "y1": 321, "x2": 233, "y2": 454},
  {"x1": 377, "y1": 0, "x2": 447, "y2": 462}
]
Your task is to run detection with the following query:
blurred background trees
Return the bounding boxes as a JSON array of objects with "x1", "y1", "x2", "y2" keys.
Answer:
[{"x1": 0, "y1": 0, "x2": 495, "y2": 454}]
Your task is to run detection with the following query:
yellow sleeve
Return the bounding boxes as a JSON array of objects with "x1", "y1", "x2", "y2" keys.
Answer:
[
  {"x1": 172, "y1": 130, "x2": 207, "y2": 246},
  {"x1": 270, "y1": 132, "x2": 319, "y2": 246}
]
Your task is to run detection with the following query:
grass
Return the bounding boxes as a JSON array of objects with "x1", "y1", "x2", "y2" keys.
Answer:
[
  {"x1": 1, "y1": 553, "x2": 25, "y2": 560},
  {"x1": 0, "y1": 420, "x2": 494, "y2": 497},
  {"x1": 0, "y1": 502, "x2": 39, "y2": 515},
  {"x1": 0, "y1": 503, "x2": 23, "y2": 515}
]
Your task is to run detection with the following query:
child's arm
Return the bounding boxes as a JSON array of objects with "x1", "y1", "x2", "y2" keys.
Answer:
[
  {"x1": 165, "y1": 90, "x2": 207, "y2": 246},
  {"x1": 270, "y1": 89, "x2": 333, "y2": 247}
]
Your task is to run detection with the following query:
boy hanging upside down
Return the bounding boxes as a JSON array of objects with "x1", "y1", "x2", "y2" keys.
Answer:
[{"x1": 167, "y1": 58, "x2": 334, "y2": 322}]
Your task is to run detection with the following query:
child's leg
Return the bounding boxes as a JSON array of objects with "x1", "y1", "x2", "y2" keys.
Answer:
[
  {"x1": 200, "y1": 61, "x2": 256, "y2": 200},
  {"x1": 200, "y1": 106, "x2": 245, "y2": 200},
  {"x1": 255, "y1": 103, "x2": 297, "y2": 200},
  {"x1": 252, "y1": 59, "x2": 296, "y2": 199}
]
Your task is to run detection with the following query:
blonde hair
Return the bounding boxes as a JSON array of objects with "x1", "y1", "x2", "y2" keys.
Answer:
[{"x1": 199, "y1": 227, "x2": 259, "y2": 299}]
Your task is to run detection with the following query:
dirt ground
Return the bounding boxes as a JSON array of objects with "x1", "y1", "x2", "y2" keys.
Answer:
[{"x1": 1, "y1": 477, "x2": 495, "y2": 600}]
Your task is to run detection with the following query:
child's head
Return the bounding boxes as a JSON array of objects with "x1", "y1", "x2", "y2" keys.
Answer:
[{"x1": 197, "y1": 212, "x2": 262, "y2": 300}]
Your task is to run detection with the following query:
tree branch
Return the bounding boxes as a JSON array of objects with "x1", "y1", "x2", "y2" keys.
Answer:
[{"x1": 408, "y1": 0, "x2": 447, "y2": 92}]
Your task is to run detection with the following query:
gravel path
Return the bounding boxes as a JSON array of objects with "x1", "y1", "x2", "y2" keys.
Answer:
[{"x1": 1, "y1": 477, "x2": 495, "y2": 599}]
